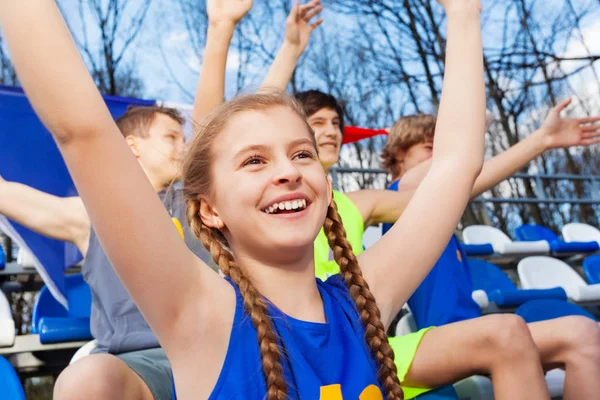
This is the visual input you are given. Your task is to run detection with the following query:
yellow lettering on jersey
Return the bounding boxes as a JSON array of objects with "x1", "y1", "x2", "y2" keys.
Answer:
[
  {"x1": 319, "y1": 384, "x2": 383, "y2": 400},
  {"x1": 320, "y1": 384, "x2": 342, "y2": 399},
  {"x1": 360, "y1": 385, "x2": 384, "y2": 400}
]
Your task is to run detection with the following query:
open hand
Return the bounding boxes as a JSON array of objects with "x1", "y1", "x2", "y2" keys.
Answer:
[
  {"x1": 540, "y1": 98, "x2": 600, "y2": 149},
  {"x1": 207, "y1": 0, "x2": 253, "y2": 25},
  {"x1": 284, "y1": 0, "x2": 323, "y2": 53}
]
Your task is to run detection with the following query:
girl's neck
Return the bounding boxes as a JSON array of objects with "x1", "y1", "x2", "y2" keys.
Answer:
[{"x1": 235, "y1": 250, "x2": 326, "y2": 323}]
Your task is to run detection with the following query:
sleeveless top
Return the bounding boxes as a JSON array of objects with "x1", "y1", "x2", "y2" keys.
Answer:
[
  {"x1": 314, "y1": 191, "x2": 364, "y2": 280},
  {"x1": 174, "y1": 275, "x2": 385, "y2": 400},
  {"x1": 382, "y1": 180, "x2": 481, "y2": 329}
]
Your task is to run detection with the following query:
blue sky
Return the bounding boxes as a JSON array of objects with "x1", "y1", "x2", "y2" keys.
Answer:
[{"x1": 58, "y1": 0, "x2": 600, "y2": 110}]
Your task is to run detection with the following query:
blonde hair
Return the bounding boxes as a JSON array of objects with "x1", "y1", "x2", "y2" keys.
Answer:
[
  {"x1": 381, "y1": 114, "x2": 436, "y2": 178},
  {"x1": 182, "y1": 92, "x2": 404, "y2": 400}
]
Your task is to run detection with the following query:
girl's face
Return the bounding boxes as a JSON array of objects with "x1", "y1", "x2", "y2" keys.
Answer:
[{"x1": 202, "y1": 106, "x2": 331, "y2": 263}]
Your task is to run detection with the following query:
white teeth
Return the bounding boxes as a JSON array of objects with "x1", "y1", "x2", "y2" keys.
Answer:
[{"x1": 263, "y1": 199, "x2": 308, "y2": 214}]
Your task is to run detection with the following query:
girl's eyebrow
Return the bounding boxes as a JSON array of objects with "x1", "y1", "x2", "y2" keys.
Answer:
[{"x1": 233, "y1": 138, "x2": 313, "y2": 161}]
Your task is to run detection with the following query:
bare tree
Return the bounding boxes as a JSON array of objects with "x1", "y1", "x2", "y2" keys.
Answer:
[
  {"x1": 0, "y1": 33, "x2": 17, "y2": 86},
  {"x1": 60, "y1": 0, "x2": 153, "y2": 97}
]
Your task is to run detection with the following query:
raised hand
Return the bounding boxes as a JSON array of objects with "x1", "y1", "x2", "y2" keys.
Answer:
[
  {"x1": 435, "y1": 0, "x2": 481, "y2": 13},
  {"x1": 284, "y1": 0, "x2": 323, "y2": 53},
  {"x1": 207, "y1": 0, "x2": 253, "y2": 26},
  {"x1": 538, "y1": 98, "x2": 600, "y2": 149}
]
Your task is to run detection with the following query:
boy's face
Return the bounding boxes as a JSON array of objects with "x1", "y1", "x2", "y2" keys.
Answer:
[
  {"x1": 307, "y1": 107, "x2": 343, "y2": 171},
  {"x1": 131, "y1": 113, "x2": 186, "y2": 187},
  {"x1": 401, "y1": 139, "x2": 433, "y2": 176}
]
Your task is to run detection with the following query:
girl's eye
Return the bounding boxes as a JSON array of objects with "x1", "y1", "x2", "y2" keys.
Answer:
[
  {"x1": 294, "y1": 150, "x2": 315, "y2": 160},
  {"x1": 242, "y1": 155, "x2": 264, "y2": 167}
]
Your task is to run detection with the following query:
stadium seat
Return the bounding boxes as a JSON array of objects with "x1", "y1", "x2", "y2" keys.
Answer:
[
  {"x1": 31, "y1": 274, "x2": 93, "y2": 344},
  {"x1": 518, "y1": 256, "x2": 600, "y2": 302},
  {"x1": 516, "y1": 299, "x2": 597, "y2": 323},
  {"x1": 0, "y1": 355, "x2": 25, "y2": 400},
  {"x1": 467, "y1": 258, "x2": 567, "y2": 308},
  {"x1": 0, "y1": 243, "x2": 5, "y2": 270},
  {"x1": 583, "y1": 255, "x2": 600, "y2": 284},
  {"x1": 413, "y1": 386, "x2": 458, "y2": 399},
  {"x1": 70, "y1": 339, "x2": 98, "y2": 365},
  {"x1": 16, "y1": 248, "x2": 35, "y2": 268},
  {"x1": 461, "y1": 243, "x2": 494, "y2": 257},
  {"x1": 515, "y1": 224, "x2": 599, "y2": 254},
  {"x1": 562, "y1": 222, "x2": 600, "y2": 246},
  {"x1": 0, "y1": 290, "x2": 15, "y2": 347},
  {"x1": 463, "y1": 225, "x2": 549, "y2": 256}
]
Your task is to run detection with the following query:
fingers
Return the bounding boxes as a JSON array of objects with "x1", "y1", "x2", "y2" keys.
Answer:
[
  {"x1": 582, "y1": 123, "x2": 600, "y2": 133},
  {"x1": 578, "y1": 116, "x2": 600, "y2": 125},
  {"x1": 298, "y1": 0, "x2": 322, "y2": 21},
  {"x1": 303, "y1": 5, "x2": 323, "y2": 22},
  {"x1": 310, "y1": 18, "x2": 323, "y2": 31},
  {"x1": 579, "y1": 137, "x2": 600, "y2": 146},
  {"x1": 553, "y1": 97, "x2": 572, "y2": 114},
  {"x1": 289, "y1": 0, "x2": 300, "y2": 21}
]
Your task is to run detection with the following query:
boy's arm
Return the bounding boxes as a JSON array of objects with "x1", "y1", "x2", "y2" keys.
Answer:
[
  {"x1": 261, "y1": 0, "x2": 323, "y2": 91},
  {"x1": 399, "y1": 99, "x2": 600, "y2": 197},
  {"x1": 192, "y1": 0, "x2": 252, "y2": 123},
  {"x1": 359, "y1": 0, "x2": 485, "y2": 329},
  {"x1": 0, "y1": 176, "x2": 90, "y2": 255},
  {"x1": 345, "y1": 189, "x2": 414, "y2": 228},
  {"x1": 0, "y1": 0, "x2": 233, "y2": 345},
  {"x1": 471, "y1": 99, "x2": 600, "y2": 197}
]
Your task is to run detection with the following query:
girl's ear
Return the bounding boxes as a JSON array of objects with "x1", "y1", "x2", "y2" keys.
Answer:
[{"x1": 198, "y1": 196, "x2": 224, "y2": 229}]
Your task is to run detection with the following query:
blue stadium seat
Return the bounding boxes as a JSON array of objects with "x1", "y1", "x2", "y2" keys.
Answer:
[
  {"x1": 467, "y1": 259, "x2": 567, "y2": 307},
  {"x1": 31, "y1": 274, "x2": 92, "y2": 344},
  {"x1": 0, "y1": 244, "x2": 5, "y2": 270},
  {"x1": 515, "y1": 224, "x2": 599, "y2": 254},
  {"x1": 0, "y1": 355, "x2": 25, "y2": 400},
  {"x1": 414, "y1": 386, "x2": 458, "y2": 399},
  {"x1": 516, "y1": 299, "x2": 598, "y2": 323},
  {"x1": 583, "y1": 255, "x2": 600, "y2": 285},
  {"x1": 462, "y1": 243, "x2": 494, "y2": 257}
]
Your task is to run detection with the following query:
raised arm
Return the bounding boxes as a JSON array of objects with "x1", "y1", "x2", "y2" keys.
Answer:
[
  {"x1": 345, "y1": 188, "x2": 415, "y2": 228},
  {"x1": 192, "y1": 0, "x2": 252, "y2": 123},
  {"x1": 399, "y1": 99, "x2": 600, "y2": 197},
  {"x1": 0, "y1": 1, "x2": 232, "y2": 345},
  {"x1": 261, "y1": 0, "x2": 323, "y2": 91},
  {"x1": 359, "y1": 0, "x2": 485, "y2": 328},
  {"x1": 471, "y1": 99, "x2": 600, "y2": 197},
  {"x1": 0, "y1": 176, "x2": 90, "y2": 254}
]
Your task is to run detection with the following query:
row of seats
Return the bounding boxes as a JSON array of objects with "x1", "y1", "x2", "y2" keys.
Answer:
[
  {"x1": 463, "y1": 222, "x2": 600, "y2": 257},
  {"x1": 470, "y1": 255, "x2": 600, "y2": 308},
  {"x1": 396, "y1": 256, "x2": 600, "y2": 400}
]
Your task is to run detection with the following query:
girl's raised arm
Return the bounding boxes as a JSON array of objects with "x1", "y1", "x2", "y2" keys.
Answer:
[
  {"x1": 359, "y1": 0, "x2": 486, "y2": 327},
  {"x1": 0, "y1": 1, "x2": 233, "y2": 344}
]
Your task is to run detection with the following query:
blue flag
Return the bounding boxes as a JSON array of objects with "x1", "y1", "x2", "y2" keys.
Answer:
[{"x1": 0, "y1": 86, "x2": 154, "y2": 307}]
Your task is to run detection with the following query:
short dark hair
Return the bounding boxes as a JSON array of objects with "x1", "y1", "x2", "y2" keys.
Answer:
[
  {"x1": 295, "y1": 90, "x2": 345, "y2": 133},
  {"x1": 115, "y1": 106, "x2": 185, "y2": 138}
]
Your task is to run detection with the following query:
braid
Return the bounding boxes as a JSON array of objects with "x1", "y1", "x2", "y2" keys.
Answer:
[
  {"x1": 324, "y1": 200, "x2": 404, "y2": 400},
  {"x1": 187, "y1": 199, "x2": 288, "y2": 400}
]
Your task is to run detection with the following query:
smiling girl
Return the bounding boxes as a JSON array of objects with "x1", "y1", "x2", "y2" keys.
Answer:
[{"x1": 0, "y1": 0, "x2": 533, "y2": 399}]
